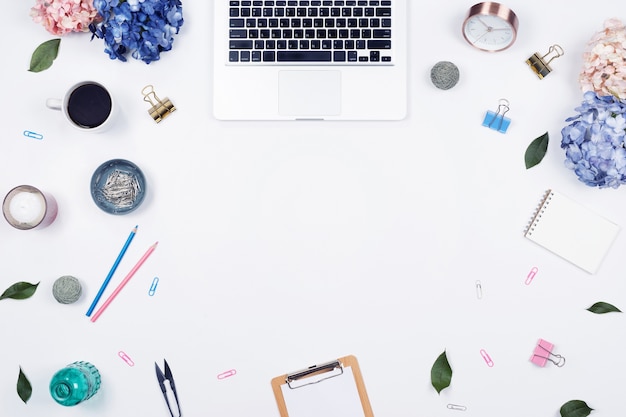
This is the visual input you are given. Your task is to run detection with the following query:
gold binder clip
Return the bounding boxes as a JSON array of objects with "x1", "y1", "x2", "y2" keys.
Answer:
[
  {"x1": 142, "y1": 85, "x2": 176, "y2": 123},
  {"x1": 526, "y1": 45, "x2": 564, "y2": 79}
]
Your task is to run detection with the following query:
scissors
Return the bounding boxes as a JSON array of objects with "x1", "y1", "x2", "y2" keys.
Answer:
[{"x1": 155, "y1": 359, "x2": 182, "y2": 417}]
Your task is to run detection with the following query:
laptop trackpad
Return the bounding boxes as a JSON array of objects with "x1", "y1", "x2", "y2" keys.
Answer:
[{"x1": 278, "y1": 70, "x2": 341, "y2": 117}]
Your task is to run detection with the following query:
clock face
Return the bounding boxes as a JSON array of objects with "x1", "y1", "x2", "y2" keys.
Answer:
[{"x1": 463, "y1": 14, "x2": 516, "y2": 51}]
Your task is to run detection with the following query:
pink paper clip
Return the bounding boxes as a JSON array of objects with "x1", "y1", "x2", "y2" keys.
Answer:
[
  {"x1": 525, "y1": 267, "x2": 538, "y2": 285},
  {"x1": 118, "y1": 351, "x2": 135, "y2": 367},
  {"x1": 480, "y1": 349, "x2": 494, "y2": 367},
  {"x1": 217, "y1": 369, "x2": 237, "y2": 380},
  {"x1": 530, "y1": 339, "x2": 565, "y2": 367}
]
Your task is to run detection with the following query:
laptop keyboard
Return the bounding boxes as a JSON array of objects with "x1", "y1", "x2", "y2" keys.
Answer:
[{"x1": 228, "y1": 0, "x2": 393, "y2": 64}]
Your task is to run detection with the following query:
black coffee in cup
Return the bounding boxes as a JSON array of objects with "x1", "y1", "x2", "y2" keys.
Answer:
[{"x1": 66, "y1": 83, "x2": 112, "y2": 129}]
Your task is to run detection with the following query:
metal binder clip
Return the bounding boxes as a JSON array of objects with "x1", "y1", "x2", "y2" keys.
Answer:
[
  {"x1": 482, "y1": 99, "x2": 511, "y2": 133},
  {"x1": 286, "y1": 360, "x2": 343, "y2": 389},
  {"x1": 530, "y1": 339, "x2": 566, "y2": 367},
  {"x1": 155, "y1": 359, "x2": 182, "y2": 417},
  {"x1": 142, "y1": 85, "x2": 176, "y2": 123},
  {"x1": 526, "y1": 45, "x2": 564, "y2": 79}
]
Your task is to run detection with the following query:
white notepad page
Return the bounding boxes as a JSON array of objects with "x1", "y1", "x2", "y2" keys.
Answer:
[
  {"x1": 524, "y1": 190, "x2": 620, "y2": 274},
  {"x1": 280, "y1": 366, "x2": 365, "y2": 417}
]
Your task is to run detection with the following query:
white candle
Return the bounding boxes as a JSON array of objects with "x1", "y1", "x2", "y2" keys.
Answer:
[
  {"x1": 3, "y1": 185, "x2": 57, "y2": 230},
  {"x1": 8, "y1": 191, "x2": 45, "y2": 224}
]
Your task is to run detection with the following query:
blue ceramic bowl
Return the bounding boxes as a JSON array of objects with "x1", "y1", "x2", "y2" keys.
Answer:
[{"x1": 90, "y1": 159, "x2": 146, "y2": 215}]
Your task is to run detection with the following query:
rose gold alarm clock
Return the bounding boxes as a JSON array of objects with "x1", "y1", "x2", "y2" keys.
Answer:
[{"x1": 462, "y1": 2, "x2": 519, "y2": 52}]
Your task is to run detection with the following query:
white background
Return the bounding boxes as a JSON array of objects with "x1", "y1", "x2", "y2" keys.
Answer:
[{"x1": 2, "y1": 1, "x2": 626, "y2": 416}]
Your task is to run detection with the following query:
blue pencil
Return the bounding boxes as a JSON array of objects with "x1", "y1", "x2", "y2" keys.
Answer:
[{"x1": 86, "y1": 225, "x2": 138, "y2": 317}]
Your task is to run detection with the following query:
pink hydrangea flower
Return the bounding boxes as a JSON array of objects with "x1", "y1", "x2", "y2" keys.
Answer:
[
  {"x1": 579, "y1": 18, "x2": 626, "y2": 99},
  {"x1": 30, "y1": 0, "x2": 98, "y2": 36}
]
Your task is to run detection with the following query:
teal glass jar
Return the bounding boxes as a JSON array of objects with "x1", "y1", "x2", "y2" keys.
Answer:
[{"x1": 49, "y1": 361, "x2": 101, "y2": 406}]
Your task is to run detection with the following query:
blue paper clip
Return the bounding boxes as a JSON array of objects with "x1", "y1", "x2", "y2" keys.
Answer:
[
  {"x1": 149, "y1": 276, "x2": 159, "y2": 296},
  {"x1": 482, "y1": 99, "x2": 511, "y2": 133},
  {"x1": 23, "y1": 130, "x2": 43, "y2": 140}
]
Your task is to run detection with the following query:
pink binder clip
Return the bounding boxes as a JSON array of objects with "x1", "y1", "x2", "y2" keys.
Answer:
[{"x1": 530, "y1": 339, "x2": 565, "y2": 367}]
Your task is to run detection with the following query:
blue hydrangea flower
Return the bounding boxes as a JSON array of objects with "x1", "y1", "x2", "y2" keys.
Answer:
[
  {"x1": 561, "y1": 91, "x2": 626, "y2": 188},
  {"x1": 90, "y1": 0, "x2": 183, "y2": 64}
]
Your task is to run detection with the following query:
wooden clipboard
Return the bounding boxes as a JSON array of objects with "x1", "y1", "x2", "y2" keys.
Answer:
[{"x1": 271, "y1": 355, "x2": 374, "y2": 417}]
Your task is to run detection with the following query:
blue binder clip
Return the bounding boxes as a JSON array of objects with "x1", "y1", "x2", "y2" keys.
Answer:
[{"x1": 482, "y1": 99, "x2": 511, "y2": 133}]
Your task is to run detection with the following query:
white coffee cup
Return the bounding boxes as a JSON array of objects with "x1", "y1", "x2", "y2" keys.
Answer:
[{"x1": 46, "y1": 81, "x2": 114, "y2": 132}]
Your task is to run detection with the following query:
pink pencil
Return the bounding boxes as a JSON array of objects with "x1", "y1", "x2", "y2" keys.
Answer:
[{"x1": 90, "y1": 242, "x2": 158, "y2": 323}]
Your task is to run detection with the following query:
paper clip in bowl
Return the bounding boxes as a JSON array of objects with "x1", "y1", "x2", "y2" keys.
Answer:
[
  {"x1": 142, "y1": 85, "x2": 176, "y2": 123},
  {"x1": 482, "y1": 99, "x2": 511, "y2": 133}
]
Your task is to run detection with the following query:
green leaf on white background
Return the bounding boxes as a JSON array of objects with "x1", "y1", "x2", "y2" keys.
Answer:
[
  {"x1": 0, "y1": 282, "x2": 39, "y2": 301},
  {"x1": 17, "y1": 367, "x2": 32, "y2": 404},
  {"x1": 560, "y1": 400, "x2": 593, "y2": 417},
  {"x1": 587, "y1": 301, "x2": 621, "y2": 314},
  {"x1": 29, "y1": 39, "x2": 61, "y2": 72},
  {"x1": 430, "y1": 350, "x2": 452, "y2": 394},
  {"x1": 525, "y1": 131, "x2": 549, "y2": 169}
]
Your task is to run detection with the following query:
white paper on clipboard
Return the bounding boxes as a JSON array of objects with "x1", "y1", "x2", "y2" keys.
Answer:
[
  {"x1": 281, "y1": 366, "x2": 365, "y2": 417},
  {"x1": 271, "y1": 355, "x2": 374, "y2": 417}
]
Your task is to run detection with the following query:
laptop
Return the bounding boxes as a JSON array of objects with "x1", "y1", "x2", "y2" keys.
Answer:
[{"x1": 212, "y1": 0, "x2": 408, "y2": 120}]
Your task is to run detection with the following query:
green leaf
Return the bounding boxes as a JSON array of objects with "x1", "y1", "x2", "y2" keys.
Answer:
[
  {"x1": 17, "y1": 367, "x2": 32, "y2": 404},
  {"x1": 29, "y1": 39, "x2": 61, "y2": 73},
  {"x1": 431, "y1": 350, "x2": 452, "y2": 394},
  {"x1": 560, "y1": 400, "x2": 593, "y2": 417},
  {"x1": 0, "y1": 282, "x2": 40, "y2": 301},
  {"x1": 525, "y1": 132, "x2": 549, "y2": 169},
  {"x1": 587, "y1": 301, "x2": 622, "y2": 314}
]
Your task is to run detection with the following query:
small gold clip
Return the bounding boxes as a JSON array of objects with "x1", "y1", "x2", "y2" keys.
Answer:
[
  {"x1": 526, "y1": 45, "x2": 564, "y2": 79},
  {"x1": 142, "y1": 85, "x2": 176, "y2": 123}
]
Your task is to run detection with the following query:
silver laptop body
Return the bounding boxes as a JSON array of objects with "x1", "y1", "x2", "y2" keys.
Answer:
[{"x1": 213, "y1": 0, "x2": 408, "y2": 120}]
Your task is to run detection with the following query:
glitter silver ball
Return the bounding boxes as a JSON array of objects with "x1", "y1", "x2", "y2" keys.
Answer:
[
  {"x1": 430, "y1": 61, "x2": 460, "y2": 90},
  {"x1": 52, "y1": 276, "x2": 82, "y2": 304}
]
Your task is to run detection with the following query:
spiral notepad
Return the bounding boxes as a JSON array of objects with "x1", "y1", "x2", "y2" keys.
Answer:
[{"x1": 524, "y1": 189, "x2": 620, "y2": 274}]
